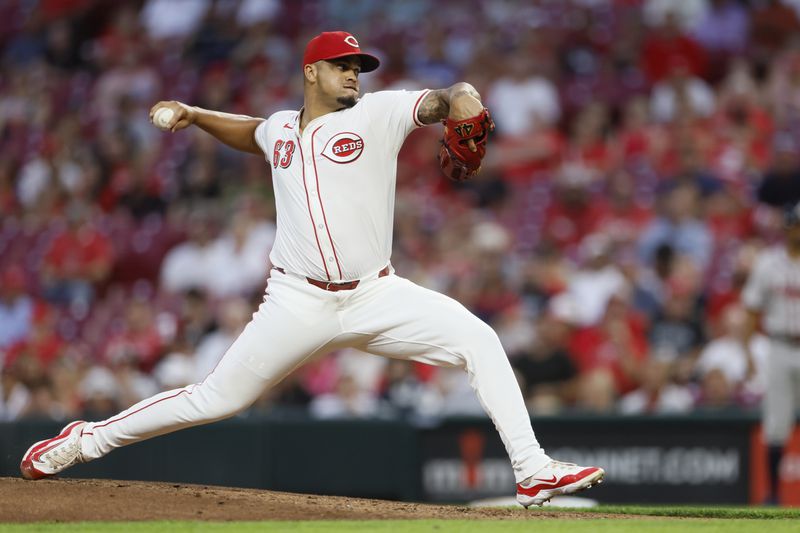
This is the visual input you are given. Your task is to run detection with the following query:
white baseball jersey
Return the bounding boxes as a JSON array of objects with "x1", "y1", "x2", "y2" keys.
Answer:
[
  {"x1": 253, "y1": 89, "x2": 431, "y2": 282},
  {"x1": 742, "y1": 246, "x2": 800, "y2": 336}
]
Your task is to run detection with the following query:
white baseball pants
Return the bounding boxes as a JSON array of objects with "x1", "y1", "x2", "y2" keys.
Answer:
[
  {"x1": 764, "y1": 339, "x2": 800, "y2": 445},
  {"x1": 81, "y1": 270, "x2": 550, "y2": 482}
]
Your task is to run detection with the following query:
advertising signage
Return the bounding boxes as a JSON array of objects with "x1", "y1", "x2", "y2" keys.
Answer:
[{"x1": 420, "y1": 416, "x2": 753, "y2": 504}]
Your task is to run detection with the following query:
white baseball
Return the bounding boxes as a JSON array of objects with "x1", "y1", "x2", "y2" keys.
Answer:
[{"x1": 153, "y1": 107, "x2": 175, "y2": 130}]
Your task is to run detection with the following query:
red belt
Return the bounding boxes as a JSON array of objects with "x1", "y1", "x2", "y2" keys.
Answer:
[{"x1": 274, "y1": 266, "x2": 390, "y2": 292}]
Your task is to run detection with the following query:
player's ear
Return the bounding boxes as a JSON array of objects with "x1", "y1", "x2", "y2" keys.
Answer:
[{"x1": 304, "y1": 64, "x2": 317, "y2": 84}]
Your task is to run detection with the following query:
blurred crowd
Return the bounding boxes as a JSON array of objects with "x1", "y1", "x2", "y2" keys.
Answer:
[{"x1": 2, "y1": 0, "x2": 800, "y2": 422}]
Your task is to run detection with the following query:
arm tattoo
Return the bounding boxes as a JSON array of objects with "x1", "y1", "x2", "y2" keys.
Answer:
[
  {"x1": 416, "y1": 83, "x2": 482, "y2": 125},
  {"x1": 417, "y1": 89, "x2": 450, "y2": 125}
]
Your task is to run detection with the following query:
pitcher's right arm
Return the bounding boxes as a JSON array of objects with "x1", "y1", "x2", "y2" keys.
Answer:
[{"x1": 149, "y1": 101, "x2": 264, "y2": 155}]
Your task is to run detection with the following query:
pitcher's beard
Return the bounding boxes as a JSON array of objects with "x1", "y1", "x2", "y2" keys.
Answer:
[{"x1": 337, "y1": 95, "x2": 357, "y2": 108}]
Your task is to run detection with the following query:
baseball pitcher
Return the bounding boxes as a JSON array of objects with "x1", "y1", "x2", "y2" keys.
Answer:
[{"x1": 20, "y1": 32, "x2": 603, "y2": 507}]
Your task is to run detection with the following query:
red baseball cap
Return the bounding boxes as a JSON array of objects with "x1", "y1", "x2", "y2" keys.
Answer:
[{"x1": 302, "y1": 31, "x2": 380, "y2": 73}]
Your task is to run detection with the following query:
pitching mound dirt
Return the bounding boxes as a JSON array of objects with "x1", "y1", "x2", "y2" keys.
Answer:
[{"x1": 0, "y1": 477, "x2": 626, "y2": 522}]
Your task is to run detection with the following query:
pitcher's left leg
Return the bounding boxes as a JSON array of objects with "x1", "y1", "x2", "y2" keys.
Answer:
[
  {"x1": 344, "y1": 275, "x2": 549, "y2": 482},
  {"x1": 344, "y1": 275, "x2": 603, "y2": 506}
]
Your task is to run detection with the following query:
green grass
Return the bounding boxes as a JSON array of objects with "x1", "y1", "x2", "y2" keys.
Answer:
[
  {"x1": 2, "y1": 507, "x2": 799, "y2": 532},
  {"x1": 537, "y1": 505, "x2": 800, "y2": 520},
  {"x1": 1, "y1": 520, "x2": 800, "y2": 533}
]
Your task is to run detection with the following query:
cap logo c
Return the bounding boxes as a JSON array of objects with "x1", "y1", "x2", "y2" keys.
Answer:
[{"x1": 344, "y1": 35, "x2": 359, "y2": 48}]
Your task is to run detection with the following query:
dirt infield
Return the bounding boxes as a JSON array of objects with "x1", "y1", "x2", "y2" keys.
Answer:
[{"x1": 0, "y1": 477, "x2": 627, "y2": 522}]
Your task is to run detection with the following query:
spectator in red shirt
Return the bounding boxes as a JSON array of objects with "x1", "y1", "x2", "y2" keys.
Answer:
[
  {"x1": 542, "y1": 163, "x2": 608, "y2": 251},
  {"x1": 597, "y1": 169, "x2": 654, "y2": 244},
  {"x1": 570, "y1": 290, "x2": 649, "y2": 395},
  {"x1": 641, "y1": 10, "x2": 708, "y2": 85},
  {"x1": 564, "y1": 102, "x2": 613, "y2": 174},
  {"x1": 705, "y1": 62, "x2": 773, "y2": 187},
  {"x1": 41, "y1": 204, "x2": 113, "y2": 309},
  {"x1": 614, "y1": 95, "x2": 669, "y2": 165},
  {"x1": 103, "y1": 298, "x2": 166, "y2": 373},
  {"x1": 750, "y1": 0, "x2": 800, "y2": 62}
]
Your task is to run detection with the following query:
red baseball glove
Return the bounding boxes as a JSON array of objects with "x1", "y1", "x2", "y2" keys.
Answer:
[{"x1": 438, "y1": 108, "x2": 495, "y2": 181}]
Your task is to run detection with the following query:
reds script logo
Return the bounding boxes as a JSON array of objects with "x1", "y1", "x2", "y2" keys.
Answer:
[{"x1": 321, "y1": 132, "x2": 365, "y2": 164}]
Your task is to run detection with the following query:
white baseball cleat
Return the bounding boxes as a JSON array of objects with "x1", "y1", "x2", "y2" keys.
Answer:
[
  {"x1": 20, "y1": 421, "x2": 87, "y2": 480},
  {"x1": 516, "y1": 460, "x2": 605, "y2": 508}
]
